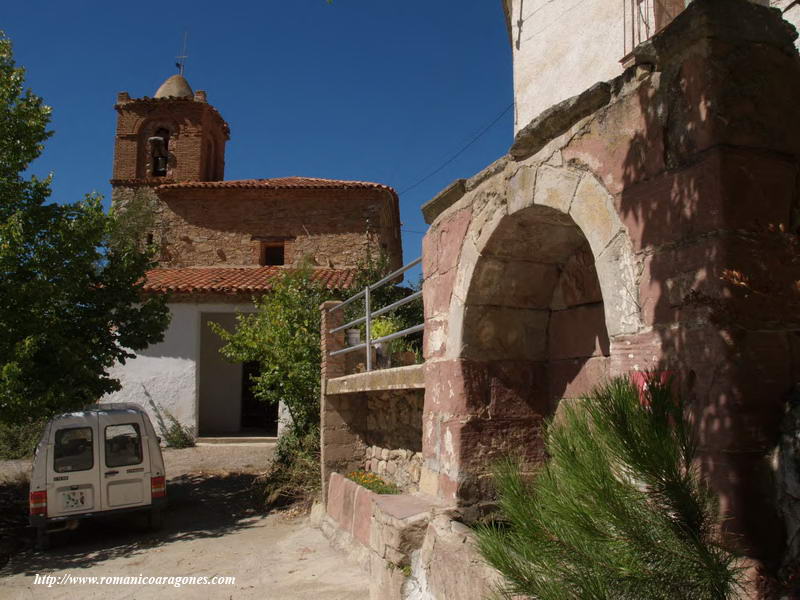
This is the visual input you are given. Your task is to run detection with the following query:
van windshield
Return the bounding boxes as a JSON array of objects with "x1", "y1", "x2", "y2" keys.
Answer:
[
  {"x1": 105, "y1": 423, "x2": 143, "y2": 468},
  {"x1": 54, "y1": 427, "x2": 94, "y2": 473}
]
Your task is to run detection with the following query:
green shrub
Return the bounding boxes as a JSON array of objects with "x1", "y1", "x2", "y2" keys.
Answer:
[
  {"x1": 475, "y1": 376, "x2": 742, "y2": 600},
  {"x1": 346, "y1": 470, "x2": 400, "y2": 495},
  {"x1": 161, "y1": 413, "x2": 195, "y2": 449},
  {"x1": 261, "y1": 427, "x2": 321, "y2": 509},
  {"x1": 0, "y1": 419, "x2": 44, "y2": 459},
  {"x1": 213, "y1": 265, "x2": 330, "y2": 440}
]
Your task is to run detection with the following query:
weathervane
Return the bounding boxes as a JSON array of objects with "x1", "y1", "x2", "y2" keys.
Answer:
[{"x1": 175, "y1": 31, "x2": 188, "y2": 75}]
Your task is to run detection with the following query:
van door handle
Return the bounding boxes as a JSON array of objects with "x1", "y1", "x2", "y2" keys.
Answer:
[{"x1": 105, "y1": 470, "x2": 119, "y2": 477}]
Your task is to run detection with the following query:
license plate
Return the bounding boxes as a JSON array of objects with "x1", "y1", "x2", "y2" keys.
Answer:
[{"x1": 61, "y1": 490, "x2": 87, "y2": 510}]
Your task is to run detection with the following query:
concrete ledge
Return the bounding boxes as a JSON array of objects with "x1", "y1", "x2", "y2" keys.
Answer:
[
  {"x1": 373, "y1": 492, "x2": 437, "y2": 521},
  {"x1": 195, "y1": 436, "x2": 277, "y2": 445},
  {"x1": 326, "y1": 472, "x2": 377, "y2": 548},
  {"x1": 326, "y1": 364, "x2": 425, "y2": 395},
  {"x1": 422, "y1": 179, "x2": 466, "y2": 225},
  {"x1": 510, "y1": 80, "x2": 612, "y2": 160}
]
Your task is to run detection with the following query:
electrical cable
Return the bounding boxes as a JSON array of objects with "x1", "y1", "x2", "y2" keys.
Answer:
[{"x1": 398, "y1": 102, "x2": 514, "y2": 196}]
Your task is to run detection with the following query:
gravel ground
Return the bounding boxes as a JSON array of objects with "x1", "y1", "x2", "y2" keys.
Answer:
[
  {"x1": 0, "y1": 443, "x2": 276, "y2": 483},
  {"x1": 162, "y1": 443, "x2": 276, "y2": 477},
  {"x1": 0, "y1": 445, "x2": 368, "y2": 600}
]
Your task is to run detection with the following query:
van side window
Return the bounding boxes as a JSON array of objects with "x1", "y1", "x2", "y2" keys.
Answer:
[
  {"x1": 54, "y1": 427, "x2": 94, "y2": 473},
  {"x1": 105, "y1": 424, "x2": 143, "y2": 468}
]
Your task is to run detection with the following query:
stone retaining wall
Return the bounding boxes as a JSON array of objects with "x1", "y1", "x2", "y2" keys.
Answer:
[
  {"x1": 364, "y1": 447, "x2": 423, "y2": 492},
  {"x1": 321, "y1": 472, "x2": 503, "y2": 600}
]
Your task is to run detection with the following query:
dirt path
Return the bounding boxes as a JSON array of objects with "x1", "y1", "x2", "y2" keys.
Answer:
[
  {"x1": 0, "y1": 446, "x2": 368, "y2": 599},
  {"x1": 0, "y1": 444, "x2": 276, "y2": 483}
]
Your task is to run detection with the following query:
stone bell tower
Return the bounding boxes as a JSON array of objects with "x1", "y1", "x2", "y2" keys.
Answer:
[
  {"x1": 111, "y1": 73, "x2": 229, "y2": 187},
  {"x1": 110, "y1": 73, "x2": 230, "y2": 249}
]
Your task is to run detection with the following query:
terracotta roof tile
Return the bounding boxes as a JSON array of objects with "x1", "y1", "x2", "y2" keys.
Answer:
[
  {"x1": 155, "y1": 176, "x2": 397, "y2": 197},
  {"x1": 142, "y1": 266, "x2": 357, "y2": 295}
]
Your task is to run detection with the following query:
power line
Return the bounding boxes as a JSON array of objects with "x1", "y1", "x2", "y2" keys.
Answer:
[{"x1": 398, "y1": 102, "x2": 514, "y2": 196}]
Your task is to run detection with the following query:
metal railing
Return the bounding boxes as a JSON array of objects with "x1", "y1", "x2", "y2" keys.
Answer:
[
  {"x1": 328, "y1": 258, "x2": 423, "y2": 371},
  {"x1": 623, "y1": 0, "x2": 684, "y2": 59}
]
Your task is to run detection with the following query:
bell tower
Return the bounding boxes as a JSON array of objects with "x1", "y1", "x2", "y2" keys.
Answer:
[
  {"x1": 110, "y1": 73, "x2": 230, "y2": 257},
  {"x1": 110, "y1": 73, "x2": 230, "y2": 188}
]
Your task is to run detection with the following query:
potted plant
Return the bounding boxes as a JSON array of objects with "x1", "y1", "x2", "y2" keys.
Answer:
[
  {"x1": 346, "y1": 328, "x2": 361, "y2": 347},
  {"x1": 370, "y1": 316, "x2": 403, "y2": 369}
]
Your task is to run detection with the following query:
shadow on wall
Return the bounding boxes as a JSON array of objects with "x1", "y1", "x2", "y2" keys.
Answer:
[
  {"x1": 142, "y1": 383, "x2": 170, "y2": 437},
  {"x1": 435, "y1": 0, "x2": 800, "y2": 582},
  {"x1": 599, "y1": 6, "x2": 800, "y2": 574}
]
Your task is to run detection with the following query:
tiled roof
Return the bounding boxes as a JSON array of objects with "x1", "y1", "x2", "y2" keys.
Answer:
[
  {"x1": 142, "y1": 266, "x2": 357, "y2": 295},
  {"x1": 156, "y1": 176, "x2": 397, "y2": 196}
]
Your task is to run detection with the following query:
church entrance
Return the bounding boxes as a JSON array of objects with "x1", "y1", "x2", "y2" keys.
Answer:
[
  {"x1": 240, "y1": 361, "x2": 278, "y2": 435},
  {"x1": 198, "y1": 313, "x2": 278, "y2": 436}
]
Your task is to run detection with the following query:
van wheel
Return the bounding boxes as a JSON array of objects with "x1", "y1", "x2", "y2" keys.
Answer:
[
  {"x1": 36, "y1": 527, "x2": 50, "y2": 551},
  {"x1": 148, "y1": 508, "x2": 163, "y2": 531}
]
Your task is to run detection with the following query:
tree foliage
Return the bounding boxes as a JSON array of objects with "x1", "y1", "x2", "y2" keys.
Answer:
[
  {"x1": 0, "y1": 33, "x2": 170, "y2": 426},
  {"x1": 213, "y1": 253, "x2": 420, "y2": 505},
  {"x1": 476, "y1": 376, "x2": 742, "y2": 600},
  {"x1": 212, "y1": 266, "x2": 331, "y2": 436},
  {"x1": 214, "y1": 254, "x2": 422, "y2": 437},
  {"x1": 345, "y1": 252, "x2": 424, "y2": 353}
]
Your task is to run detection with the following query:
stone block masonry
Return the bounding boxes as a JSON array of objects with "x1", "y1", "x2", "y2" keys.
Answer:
[
  {"x1": 415, "y1": 0, "x2": 800, "y2": 594},
  {"x1": 320, "y1": 2, "x2": 800, "y2": 597},
  {"x1": 113, "y1": 185, "x2": 402, "y2": 271},
  {"x1": 110, "y1": 84, "x2": 403, "y2": 274},
  {"x1": 364, "y1": 447, "x2": 423, "y2": 492}
]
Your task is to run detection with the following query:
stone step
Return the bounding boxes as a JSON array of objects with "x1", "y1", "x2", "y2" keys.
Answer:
[{"x1": 195, "y1": 436, "x2": 277, "y2": 445}]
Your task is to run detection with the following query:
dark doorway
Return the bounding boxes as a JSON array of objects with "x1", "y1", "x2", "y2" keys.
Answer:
[{"x1": 240, "y1": 362, "x2": 278, "y2": 435}]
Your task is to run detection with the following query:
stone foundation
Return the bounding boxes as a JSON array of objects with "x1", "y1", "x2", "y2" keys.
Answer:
[
  {"x1": 364, "y1": 447, "x2": 423, "y2": 492},
  {"x1": 321, "y1": 472, "x2": 497, "y2": 600}
]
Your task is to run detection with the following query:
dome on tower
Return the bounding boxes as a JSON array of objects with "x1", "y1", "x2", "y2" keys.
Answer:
[{"x1": 154, "y1": 74, "x2": 194, "y2": 99}]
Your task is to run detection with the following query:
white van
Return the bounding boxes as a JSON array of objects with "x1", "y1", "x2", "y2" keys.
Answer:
[{"x1": 29, "y1": 403, "x2": 166, "y2": 549}]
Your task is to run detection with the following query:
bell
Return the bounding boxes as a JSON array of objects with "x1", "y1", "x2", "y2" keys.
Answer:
[{"x1": 154, "y1": 156, "x2": 167, "y2": 176}]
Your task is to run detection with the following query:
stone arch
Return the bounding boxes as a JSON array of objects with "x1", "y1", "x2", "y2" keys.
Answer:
[
  {"x1": 424, "y1": 163, "x2": 641, "y2": 506},
  {"x1": 448, "y1": 164, "x2": 641, "y2": 360}
]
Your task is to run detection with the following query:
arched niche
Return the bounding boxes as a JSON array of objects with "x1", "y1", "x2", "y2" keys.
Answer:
[
  {"x1": 136, "y1": 119, "x2": 178, "y2": 179},
  {"x1": 427, "y1": 165, "x2": 641, "y2": 505}
]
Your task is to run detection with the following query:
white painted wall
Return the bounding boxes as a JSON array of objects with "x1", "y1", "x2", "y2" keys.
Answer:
[
  {"x1": 772, "y1": 0, "x2": 800, "y2": 43},
  {"x1": 508, "y1": 0, "x2": 627, "y2": 133},
  {"x1": 103, "y1": 302, "x2": 255, "y2": 436},
  {"x1": 507, "y1": 0, "x2": 800, "y2": 134}
]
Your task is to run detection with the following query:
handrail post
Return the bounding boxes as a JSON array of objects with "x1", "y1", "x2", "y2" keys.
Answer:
[{"x1": 364, "y1": 286, "x2": 372, "y2": 372}]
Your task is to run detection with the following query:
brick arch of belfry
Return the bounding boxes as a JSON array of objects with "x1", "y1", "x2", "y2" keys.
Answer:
[{"x1": 420, "y1": 160, "x2": 642, "y2": 508}]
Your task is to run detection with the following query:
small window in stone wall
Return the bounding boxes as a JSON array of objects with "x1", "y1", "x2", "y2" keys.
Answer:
[{"x1": 260, "y1": 243, "x2": 285, "y2": 266}]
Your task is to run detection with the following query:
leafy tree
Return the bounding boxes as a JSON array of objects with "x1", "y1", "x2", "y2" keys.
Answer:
[
  {"x1": 345, "y1": 252, "x2": 424, "y2": 354},
  {"x1": 212, "y1": 265, "x2": 331, "y2": 438},
  {"x1": 476, "y1": 376, "x2": 742, "y2": 600},
  {"x1": 213, "y1": 253, "x2": 420, "y2": 504},
  {"x1": 212, "y1": 266, "x2": 333, "y2": 506},
  {"x1": 0, "y1": 33, "x2": 170, "y2": 427}
]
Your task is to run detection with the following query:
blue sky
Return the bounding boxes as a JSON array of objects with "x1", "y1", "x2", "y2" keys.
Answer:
[{"x1": 2, "y1": 1, "x2": 513, "y2": 267}]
